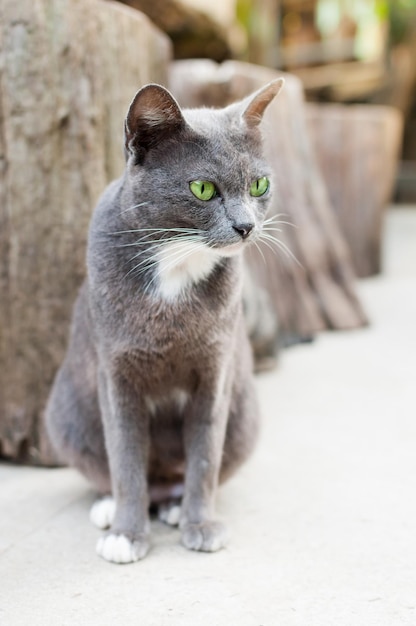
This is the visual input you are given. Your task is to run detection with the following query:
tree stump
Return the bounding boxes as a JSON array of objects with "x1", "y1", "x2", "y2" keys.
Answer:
[
  {"x1": 306, "y1": 104, "x2": 403, "y2": 277},
  {"x1": 114, "y1": 0, "x2": 231, "y2": 61},
  {"x1": 170, "y1": 60, "x2": 368, "y2": 347},
  {"x1": 0, "y1": 0, "x2": 170, "y2": 464}
]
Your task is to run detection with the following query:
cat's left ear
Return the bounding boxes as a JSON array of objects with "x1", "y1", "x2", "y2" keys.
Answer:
[
  {"x1": 241, "y1": 78, "x2": 285, "y2": 128},
  {"x1": 125, "y1": 84, "x2": 186, "y2": 162}
]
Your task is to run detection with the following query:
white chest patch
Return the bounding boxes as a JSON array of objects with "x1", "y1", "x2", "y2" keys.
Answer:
[{"x1": 156, "y1": 240, "x2": 221, "y2": 300}]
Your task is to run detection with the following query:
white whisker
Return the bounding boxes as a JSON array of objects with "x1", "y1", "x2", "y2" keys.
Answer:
[
  {"x1": 252, "y1": 240, "x2": 266, "y2": 266},
  {"x1": 259, "y1": 232, "x2": 303, "y2": 268},
  {"x1": 119, "y1": 201, "x2": 150, "y2": 214},
  {"x1": 115, "y1": 231, "x2": 204, "y2": 249},
  {"x1": 262, "y1": 226, "x2": 283, "y2": 233},
  {"x1": 263, "y1": 220, "x2": 296, "y2": 229},
  {"x1": 125, "y1": 236, "x2": 204, "y2": 280},
  {"x1": 263, "y1": 213, "x2": 296, "y2": 229},
  {"x1": 128, "y1": 234, "x2": 202, "y2": 258},
  {"x1": 158, "y1": 241, "x2": 207, "y2": 274},
  {"x1": 110, "y1": 227, "x2": 202, "y2": 236},
  {"x1": 263, "y1": 212, "x2": 290, "y2": 223}
]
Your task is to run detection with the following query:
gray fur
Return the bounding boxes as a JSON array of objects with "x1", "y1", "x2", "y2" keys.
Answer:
[{"x1": 45, "y1": 79, "x2": 283, "y2": 562}]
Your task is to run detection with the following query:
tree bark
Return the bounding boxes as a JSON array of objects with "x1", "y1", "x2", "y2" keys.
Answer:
[
  {"x1": 0, "y1": 0, "x2": 170, "y2": 464},
  {"x1": 170, "y1": 60, "x2": 368, "y2": 345}
]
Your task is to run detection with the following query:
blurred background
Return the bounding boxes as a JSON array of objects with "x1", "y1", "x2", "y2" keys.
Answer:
[{"x1": 1, "y1": 4, "x2": 416, "y2": 622}]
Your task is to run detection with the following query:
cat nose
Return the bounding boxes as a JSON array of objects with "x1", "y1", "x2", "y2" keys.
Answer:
[{"x1": 233, "y1": 222, "x2": 254, "y2": 240}]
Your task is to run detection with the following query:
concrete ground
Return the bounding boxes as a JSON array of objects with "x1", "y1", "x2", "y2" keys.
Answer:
[{"x1": 1, "y1": 207, "x2": 415, "y2": 626}]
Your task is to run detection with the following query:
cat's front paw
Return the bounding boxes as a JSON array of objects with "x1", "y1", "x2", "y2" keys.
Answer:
[
  {"x1": 96, "y1": 533, "x2": 149, "y2": 564},
  {"x1": 181, "y1": 520, "x2": 228, "y2": 553}
]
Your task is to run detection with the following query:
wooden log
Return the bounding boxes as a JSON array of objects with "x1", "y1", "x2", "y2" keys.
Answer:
[
  {"x1": 0, "y1": 0, "x2": 170, "y2": 464},
  {"x1": 170, "y1": 59, "x2": 368, "y2": 347},
  {"x1": 114, "y1": 0, "x2": 231, "y2": 61},
  {"x1": 306, "y1": 104, "x2": 403, "y2": 277}
]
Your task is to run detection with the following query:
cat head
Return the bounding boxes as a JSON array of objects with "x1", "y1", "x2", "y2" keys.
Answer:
[{"x1": 120, "y1": 79, "x2": 284, "y2": 256}]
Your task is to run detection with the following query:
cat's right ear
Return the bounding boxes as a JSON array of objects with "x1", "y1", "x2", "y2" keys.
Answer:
[
  {"x1": 124, "y1": 84, "x2": 186, "y2": 164},
  {"x1": 241, "y1": 78, "x2": 285, "y2": 129}
]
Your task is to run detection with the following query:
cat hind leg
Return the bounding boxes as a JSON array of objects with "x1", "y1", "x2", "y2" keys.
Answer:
[
  {"x1": 158, "y1": 500, "x2": 182, "y2": 526},
  {"x1": 90, "y1": 496, "x2": 116, "y2": 529}
]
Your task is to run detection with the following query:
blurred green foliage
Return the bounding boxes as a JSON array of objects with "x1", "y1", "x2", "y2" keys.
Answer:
[{"x1": 389, "y1": 0, "x2": 416, "y2": 44}]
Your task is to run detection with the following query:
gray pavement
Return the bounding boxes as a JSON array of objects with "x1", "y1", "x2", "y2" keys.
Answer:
[{"x1": 1, "y1": 208, "x2": 415, "y2": 626}]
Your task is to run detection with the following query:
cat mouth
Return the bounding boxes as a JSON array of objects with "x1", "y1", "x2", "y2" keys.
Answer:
[{"x1": 214, "y1": 240, "x2": 247, "y2": 257}]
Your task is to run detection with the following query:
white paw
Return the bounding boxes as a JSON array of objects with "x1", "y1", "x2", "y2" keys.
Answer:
[
  {"x1": 181, "y1": 520, "x2": 228, "y2": 552},
  {"x1": 96, "y1": 533, "x2": 149, "y2": 564},
  {"x1": 158, "y1": 502, "x2": 182, "y2": 526},
  {"x1": 89, "y1": 496, "x2": 116, "y2": 530}
]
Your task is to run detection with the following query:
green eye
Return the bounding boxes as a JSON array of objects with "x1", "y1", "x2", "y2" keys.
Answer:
[
  {"x1": 250, "y1": 177, "x2": 269, "y2": 197},
  {"x1": 190, "y1": 180, "x2": 217, "y2": 201}
]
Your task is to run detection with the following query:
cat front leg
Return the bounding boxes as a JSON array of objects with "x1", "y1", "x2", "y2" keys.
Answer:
[
  {"x1": 180, "y1": 382, "x2": 231, "y2": 553},
  {"x1": 95, "y1": 367, "x2": 150, "y2": 564}
]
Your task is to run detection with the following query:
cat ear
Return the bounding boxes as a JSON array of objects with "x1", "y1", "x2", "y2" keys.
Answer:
[
  {"x1": 124, "y1": 84, "x2": 186, "y2": 160},
  {"x1": 241, "y1": 78, "x2": 284, "y2": 128}
]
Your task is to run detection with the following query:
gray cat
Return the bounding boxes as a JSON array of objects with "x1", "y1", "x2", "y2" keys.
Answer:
[{"x1": 45, "y1": 78, "x2": 283, "y2": 563}]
